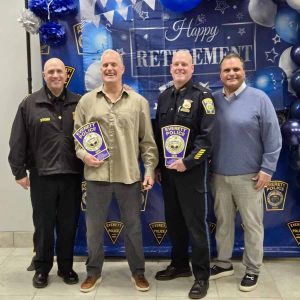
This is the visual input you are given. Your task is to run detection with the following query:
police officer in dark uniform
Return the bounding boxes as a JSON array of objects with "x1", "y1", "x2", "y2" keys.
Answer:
[
  {"x1": 8, "y1": 58, "x2": 83, "y2": 288},
  {"x1": 155, "y1": 50, "x2": 215, "y2": 299}
]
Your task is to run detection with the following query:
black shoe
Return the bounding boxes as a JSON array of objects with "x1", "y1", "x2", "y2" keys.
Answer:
[
  {"x1": 209, "y1": 265, "x2": 234, "y2": 280},
  {"x1": 188, "y1": 280, "x2": 209, "y2": 299},
  {"x1": 57, "y1": 269, "x2": 79, "y2": 284},
  {"x1": 32, "y1": 272, "x2": 48, "y2": 288},
  {"x1": 239, "y1": 273, "x2": 258, "y2": 292},
  {"x1": 155, "y1": 265, "x2": 192, "y2": 281}
]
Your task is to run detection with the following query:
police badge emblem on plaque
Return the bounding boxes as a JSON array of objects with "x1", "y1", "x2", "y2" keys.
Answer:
[
  {"x1": 263, "y1": 180, "x2": 288, "y2": 211},
  {"x1": 73, "y1": 121, "x2": 110, "y2": 161},
  {"x1": 162, "y1": 125, "x2": 190, "y2": 166}
]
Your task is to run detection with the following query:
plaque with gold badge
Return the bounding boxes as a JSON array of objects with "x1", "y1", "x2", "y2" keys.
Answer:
[
  {"x1": 73, "y1": 121, "x2": 109, "y2": 161},
  {"x1": 162, "y1": 125, "x2": 190, "y2": 166}
]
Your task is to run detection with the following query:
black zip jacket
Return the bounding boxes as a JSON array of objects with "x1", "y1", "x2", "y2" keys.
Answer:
[{"x1": 8, "y1": 87, "x2": 83, "y2": 180}]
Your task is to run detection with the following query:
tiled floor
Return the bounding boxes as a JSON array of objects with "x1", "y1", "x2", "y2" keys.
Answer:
[{"x1": 0, "y1": 248, "x2": 299, "y2": 300}]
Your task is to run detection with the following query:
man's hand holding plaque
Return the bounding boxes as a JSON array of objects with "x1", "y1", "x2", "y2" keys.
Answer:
[{"x1": 74, "y1": 121, "x2": 110, "y2": 166}]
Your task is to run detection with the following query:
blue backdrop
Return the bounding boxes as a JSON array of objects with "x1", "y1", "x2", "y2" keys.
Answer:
[{"x1": 40, "y1": 0, "x2": 300, "y2": 257}]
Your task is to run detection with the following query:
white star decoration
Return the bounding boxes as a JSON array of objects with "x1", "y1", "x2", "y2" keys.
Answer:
[
  {"x1": 238, "y1": 28, "x2": 246, "y2": 36},
  {"x1": 272, "y1": 34, "x2": 281, "y2": 44},
  {"x1": 140, "y1": 11, "x2": 149, "y2": 20},
  {"x1": 196, "y1": 14, "x2": 206, "y2": 25},
  {"x1": 265, "y1": 48, "x2": 279, "y2": 63},
  {"x1": 215, "y1": 0, "x2": 230, "y2": 14},
  {"x1": 116, "y1": 48, "x2": 125, "y2": 56}
]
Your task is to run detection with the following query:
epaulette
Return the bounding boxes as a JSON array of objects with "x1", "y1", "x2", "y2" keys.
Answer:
[
  {"x1": 159, "y1": 81, "x2": 174, "y2": 93},
  {"x1": 193, "y1": 83, "x2": 212, "y2": 96}
]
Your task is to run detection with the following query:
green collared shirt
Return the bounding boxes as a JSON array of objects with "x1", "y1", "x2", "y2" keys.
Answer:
[{"x1": 74, "y1": 85, "x2": 158, "y2": 184}]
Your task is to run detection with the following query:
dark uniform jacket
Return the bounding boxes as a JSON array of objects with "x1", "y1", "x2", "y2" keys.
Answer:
[
  {"x1": 155, "y1": 80, "x2": 215, "y2": 170},
  {"x1": 8, "y1": 87, "x2": 83, "y2": 180}
]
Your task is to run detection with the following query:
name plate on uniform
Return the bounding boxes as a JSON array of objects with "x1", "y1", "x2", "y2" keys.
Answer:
[
  {"x1": 162, "y1": 125, "x2": 190, "y2": 166},
  {"x1": 73, "y1": 121, "x2": 109, "y2": 161}
]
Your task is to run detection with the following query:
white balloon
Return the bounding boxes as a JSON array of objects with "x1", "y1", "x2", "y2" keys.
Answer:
[
  {"x1": 279, "y1": 47, "x2": 298, "y2": 94},
  {"x1": 84, "y1": 60, "x2": 102, "y2": 91},
  {"x1": 287, "y1": 0, "x2": 300, "y2": 10},
  {"x1": 248, "y1": 0, "x2": 277, "y2": 27}
]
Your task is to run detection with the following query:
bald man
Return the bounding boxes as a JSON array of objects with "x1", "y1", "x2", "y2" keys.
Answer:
[
  {"x1": 155, "y1": 50, "x2": 215, "y2": 299},
  {"x1": 8, "y1": 58, "x2": 83, "y2": 288}
]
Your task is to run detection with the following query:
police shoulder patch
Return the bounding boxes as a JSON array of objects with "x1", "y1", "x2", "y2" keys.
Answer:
[{"x1": 202, "y1": 98, "x2": 215, "y2": 115}]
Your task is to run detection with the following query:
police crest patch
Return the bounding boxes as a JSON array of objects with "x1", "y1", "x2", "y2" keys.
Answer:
[{"x1": 202, "y1": 98, "x2": 215, "y2": 115}]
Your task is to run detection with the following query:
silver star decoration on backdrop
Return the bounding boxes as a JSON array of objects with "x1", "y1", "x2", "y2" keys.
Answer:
[
  {"x1": 140, "y1": 11, "x2": 149, "y2": 20},
  {"x1": 265, "y1": 48, "x2": 279, "y2": 63},
  {"x1": 116, "y1": 48, "x2": 125, "y2": 56},
  {"x1": 215, "y1": 0, "x2": 230, "y2": 14},
  {"x1": 238, "y1": 28, "x2": 246, "y2": 36},
  {"x1": 272, "y1": 34, "x2": 281, "y2": 44},
  {"x1": 196, "y1": 14, "x2": 206, "y2": 25}
]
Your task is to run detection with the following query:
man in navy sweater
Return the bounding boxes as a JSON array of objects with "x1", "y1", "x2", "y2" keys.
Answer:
[{"x1": 210, "y1": 53, "x2": 282, "y2": 292}]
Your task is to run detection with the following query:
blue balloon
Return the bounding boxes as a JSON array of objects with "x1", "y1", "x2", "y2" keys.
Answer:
[
  {"x1": 291, "y1": 99, "x2": 300, "y2": 119},
  {"x1": 254, "y1": 66, "x2": 287, "y2": 92},
  {"x1": 291, "y1": 69, "x2": 300, "y2": 96},
  {"x1": 281, "y1": 119, "x2": 300, "y2": 145},
  {"x1": 275, "y1": 7, "x2": 300, "y2": 44},
  {"x1": 291, "y1": 44, "x2": 300, "y2": 66},
  {"x1": 252, "y1": 66, "x2": 287, "y2": 109},
  {"x1": 160, "y1": 0, "x2": 202, "y2": 13}
]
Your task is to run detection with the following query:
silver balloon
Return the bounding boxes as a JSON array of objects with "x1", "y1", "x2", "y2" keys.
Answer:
[
  {"x1": 287, "y1": 0, "x2": 300, "y2": 10},
  {"x1": 279, "y1": 47, "x2": 298, "y2": 94},
  {"x1": 248, "y1": 0, "x2": 277, "y2": 27},
  {"x1": 17, "y1": 9, "x2": 41, "y2": 34},
  {"x1": 85, "y1": 60, "x2": 102, "y2": 91}
]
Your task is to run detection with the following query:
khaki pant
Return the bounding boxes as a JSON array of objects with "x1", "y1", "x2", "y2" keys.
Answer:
[{"x1": 211, "y1": 173, "x2": 264, "y2": 275}]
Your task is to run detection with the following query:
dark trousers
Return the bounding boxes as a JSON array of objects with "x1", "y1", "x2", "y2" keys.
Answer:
[
  {"x1": 161, "y1": 164, "x2": 210, "y2": 280},
  {"x1": 85, "y1": 181, "x2": 145, "y2": 277},
  {"x1": 29, "y1": 170, "x2": 82, "y2": 274}
]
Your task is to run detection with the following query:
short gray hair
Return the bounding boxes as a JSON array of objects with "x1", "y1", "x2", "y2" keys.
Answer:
[{"x1": 100, "y1": 49, "x2": 124, "y2": 65}]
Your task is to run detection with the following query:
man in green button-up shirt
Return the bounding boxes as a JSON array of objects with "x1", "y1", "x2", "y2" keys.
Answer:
[{"x1": 74, "y1": 49, "x2": 158, "y2": 293}]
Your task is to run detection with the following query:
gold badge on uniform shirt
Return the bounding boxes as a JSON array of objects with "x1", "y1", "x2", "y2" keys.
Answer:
[
  {"x1": 180, "y1": 99, "x2": 193, "y2": 113},
  {"x1": 202, "y1": 98, "x2": 215, "y2": 115}
]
